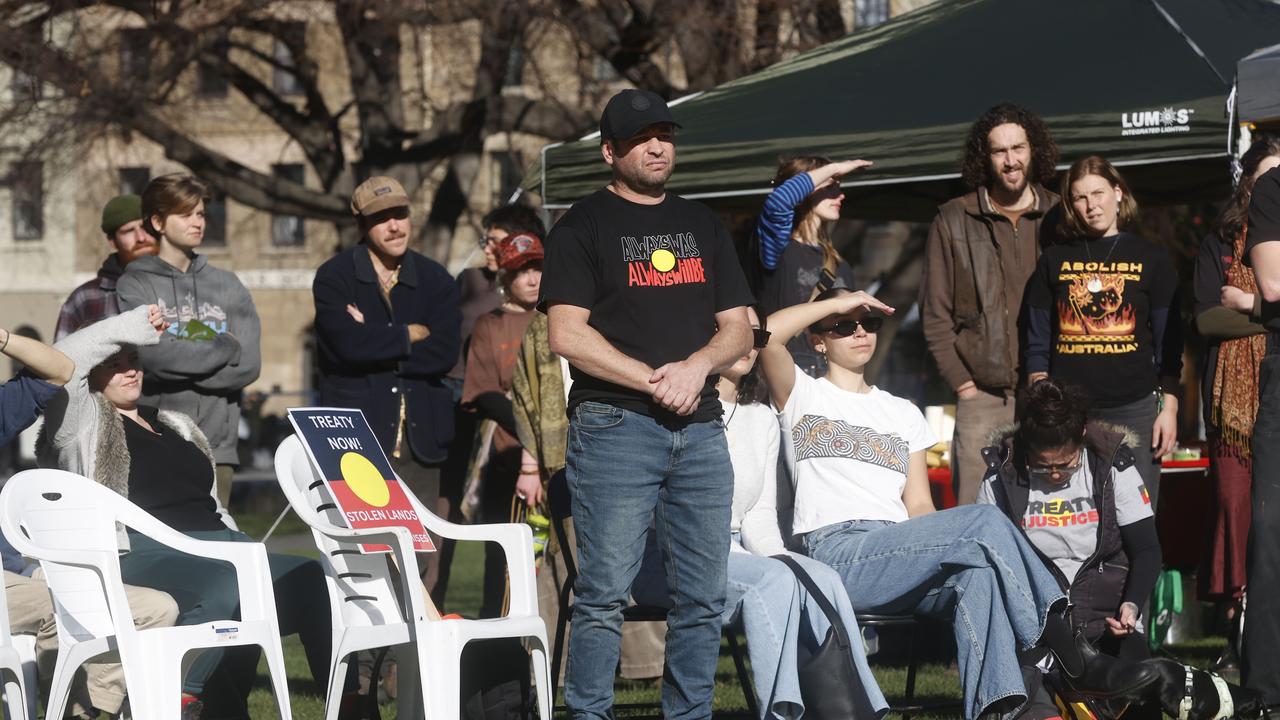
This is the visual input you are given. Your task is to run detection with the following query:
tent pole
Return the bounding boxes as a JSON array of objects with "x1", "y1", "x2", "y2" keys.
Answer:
[
  {"x1": 1229, "y1": 80, "x2": 1248, "y2": 187},
  {"x1": 1147, "y1": 0, "x2": 1227, "y2": 84}
]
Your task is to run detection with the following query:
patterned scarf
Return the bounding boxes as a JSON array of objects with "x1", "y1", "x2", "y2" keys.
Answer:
[{"x1": 1211, "y1": 222, "x2": 1267, "y2": 455}]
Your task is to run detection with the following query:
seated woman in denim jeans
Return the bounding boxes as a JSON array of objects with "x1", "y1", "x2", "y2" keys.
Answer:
[
  {"x1": 634, "y1": 306, "x2": 888, "y2": 719},
  {"x1": 758, "y1": 289, "x2": 1161, "y2": 720}
]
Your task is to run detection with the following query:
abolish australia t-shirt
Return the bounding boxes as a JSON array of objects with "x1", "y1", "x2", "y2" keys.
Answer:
[
  {"x1": 1026, "y1": 233, "x2": 1178, "y2": 406},
  {"x1": 540, "y1": 188, "x2": 754, "y2": 422}
]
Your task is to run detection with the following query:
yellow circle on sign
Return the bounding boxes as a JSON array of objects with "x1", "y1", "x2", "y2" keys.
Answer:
[
  {"x1": 339, "y1": 452, "x2": 391, "y2": 507},
  {"x1": 651, "y1": 249, "x2": 676, "y2": 272}
]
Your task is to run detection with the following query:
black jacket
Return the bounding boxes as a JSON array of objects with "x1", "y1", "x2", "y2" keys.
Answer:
[
  {"x1": 314, "y1": 244, "x2": 462, "y2": 464},
  {"x1": 982, "y1": 422, "x2": 1135, "y2": 640}
]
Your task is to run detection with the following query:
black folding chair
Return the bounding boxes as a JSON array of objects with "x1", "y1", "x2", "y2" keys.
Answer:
[{"x1": 857, "y1": 613, "x2": 964, "y2": 719}]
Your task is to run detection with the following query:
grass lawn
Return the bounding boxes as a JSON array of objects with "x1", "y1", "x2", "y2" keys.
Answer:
[{"x1": 231, "y1": 513, "x2": 1227, "y2": 718}]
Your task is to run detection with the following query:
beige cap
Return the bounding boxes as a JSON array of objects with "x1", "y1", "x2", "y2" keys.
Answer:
[{"x1": 351, "y1": 176, "x2": 410, "y2": 216}]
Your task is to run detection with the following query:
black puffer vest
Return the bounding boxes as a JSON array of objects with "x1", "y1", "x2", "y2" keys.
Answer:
[{"x1": 981, "y1": 422, "x2": 1135, "y2": 641}]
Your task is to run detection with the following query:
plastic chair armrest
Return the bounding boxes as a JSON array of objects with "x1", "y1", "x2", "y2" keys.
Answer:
[{"x1": 437, "y1": 521, "x2": 538, "y2": 615}]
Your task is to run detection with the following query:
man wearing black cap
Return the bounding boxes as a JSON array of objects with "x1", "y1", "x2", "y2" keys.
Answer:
[
  {"x1": 55, "y1": 194, "x2": 156, "y2": 340},
  {"x1": 540, "y1": 89, "x2": 754, "y2": 719},
  {"x1": 1244, "y1": 164, "x2": 1280, "y2": 713}
]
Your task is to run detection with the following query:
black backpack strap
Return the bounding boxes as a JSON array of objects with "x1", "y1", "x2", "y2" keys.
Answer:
[{"x1": 773, "y1": 554, "x2": 851, "y2": 649}]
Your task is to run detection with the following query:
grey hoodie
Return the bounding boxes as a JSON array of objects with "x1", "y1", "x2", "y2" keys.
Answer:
[{"x1": 116, "y1": 254, "x2": 261, "y2": 464}]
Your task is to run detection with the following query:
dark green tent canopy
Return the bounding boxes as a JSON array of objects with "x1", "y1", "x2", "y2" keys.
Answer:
[
  {"x1": 1239, "y1": 42, "x2": 1280, "y2": 126},
  {"x1": 530, "y1": 0, "x2": 1280, "y2": 221}
]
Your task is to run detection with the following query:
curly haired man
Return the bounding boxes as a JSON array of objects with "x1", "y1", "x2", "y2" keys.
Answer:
[{"x1": 919, "y1": 103, "x2": 1062, "y2": 505}]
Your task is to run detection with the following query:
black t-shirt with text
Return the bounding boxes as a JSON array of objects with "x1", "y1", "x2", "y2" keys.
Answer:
[
  {"x1": 540, "y1": 188, "x2": 754, "y2": 422},
  {"x1": 1245, "y1": 166, "x2": 1280, "y2": 332},
  {"x1": 1027, "y1": 232, "x2": 1179, "y2": 406}
]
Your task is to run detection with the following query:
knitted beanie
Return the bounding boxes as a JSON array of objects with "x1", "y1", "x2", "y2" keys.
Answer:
[{"x1": 101, "y1": 194, "x2": 142, "y2": 235}]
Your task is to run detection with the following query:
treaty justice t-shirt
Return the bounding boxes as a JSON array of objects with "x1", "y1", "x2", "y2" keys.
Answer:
[
  {"x1": 539, "y1": 188, "x2": 754, "y2": 422},
  {"x1": 979, "y1": 451, "x2": 1153, "y2": 583}
]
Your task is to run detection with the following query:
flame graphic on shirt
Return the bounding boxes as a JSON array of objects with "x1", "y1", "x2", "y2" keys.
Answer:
[{"x1": 1058, "y1": 274, "x2": 1136, "y2": 337}]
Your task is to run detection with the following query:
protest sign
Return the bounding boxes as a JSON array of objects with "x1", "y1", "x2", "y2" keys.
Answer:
[{"x1": 287, "y1": 407, "x2": 435, "y2": 553}]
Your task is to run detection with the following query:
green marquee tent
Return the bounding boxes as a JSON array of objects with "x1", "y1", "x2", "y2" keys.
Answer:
[
  {"x1": 529, "y1": 0, "x2": 1280, "y2": 221},
  {"x1": 1239, "y1": 42, "x2": 1280, "y2": 126}
]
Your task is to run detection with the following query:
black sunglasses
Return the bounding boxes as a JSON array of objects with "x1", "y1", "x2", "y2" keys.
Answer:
[
  {"x1": 752, "y1": 328, "x2": 771, "y2": 349},
  {"x1": 820, "y1": 317, "x2": 883, "y2": 337}
]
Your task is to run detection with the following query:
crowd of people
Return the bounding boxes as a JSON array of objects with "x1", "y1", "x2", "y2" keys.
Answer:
[{"x1": 1, "y1": 84, "x2": 1278, "y2": 720}]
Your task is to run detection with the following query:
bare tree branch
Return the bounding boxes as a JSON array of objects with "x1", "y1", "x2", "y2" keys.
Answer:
[{"x1": 0, "y1": 0, "x2": 845, "y2": 262}]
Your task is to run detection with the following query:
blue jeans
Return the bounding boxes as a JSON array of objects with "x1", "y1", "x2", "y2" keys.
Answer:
[
  {"x1": 633, "y1": 540, "x2": 889, "y2": 720},
  {"x1": 564, "y1": 402, "x2": 733, "y2": 720},
  {"x1": 804, "y1": 505, "x2": 1067, "y2": 720}
]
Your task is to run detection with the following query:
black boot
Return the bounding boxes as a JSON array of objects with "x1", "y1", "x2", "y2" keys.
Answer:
[{"x1": 1041, "y1": 611, "x2": 1161, "y2": 699}]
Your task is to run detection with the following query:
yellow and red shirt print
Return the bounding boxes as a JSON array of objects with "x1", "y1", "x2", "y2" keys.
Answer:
[
  {"x1": 622, "y1": 232, "x2": 707, "y2": 287},
  {"x1": 1053, "y1": 260, "x2": 1144, "y2": 357}
]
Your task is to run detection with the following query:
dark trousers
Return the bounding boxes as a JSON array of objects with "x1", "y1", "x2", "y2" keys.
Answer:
[
  {"x1": 389, "y1": 451, "x2": 441, "y2": 586},
  {"x1": 432, "y1": 399, "x2": 477, "y2": 606},
  {"x1": 118, "y1": 529, "x2": 335, "y2": 710},
  {"x1": 1092, "y1": 394, "x2": 1161, "y2": 508},
  {"x1": 1244, "y1": 353, "x2": 1280, "y2": 705},
  {"x1": 480, "y1": 448, "x2": 521, "y2": 619}
]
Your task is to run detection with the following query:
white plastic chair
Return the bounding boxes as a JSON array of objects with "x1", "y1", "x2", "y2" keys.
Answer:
[
  {"x1": 0, "y1": 580, "x2": 36, "y2": 720},
  {"x1": 0, "y1": 469, "x2": 293, "y2": 720},
  {"x1": 274, "y1": 434, "x2": 551, "y2": 720}
]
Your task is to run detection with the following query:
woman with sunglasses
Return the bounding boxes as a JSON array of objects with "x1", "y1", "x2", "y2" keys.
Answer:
[
  {"x1": 759, "y1": 288, "x2": 1161, "y2": 720},
  {"x1": 756, "y1": 156, "x2": 871, "y2": 377},
  {"x1": 978, "y1": 378, "x2": 1161, "y2": 716},
  {"x1": 634, "y1": 305, "x2": 887, "y2": 719}
]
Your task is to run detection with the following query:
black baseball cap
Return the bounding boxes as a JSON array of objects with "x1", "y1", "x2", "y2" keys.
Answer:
[{"x1": 599, "y1": 89, "x2": 681, "y2": 142}]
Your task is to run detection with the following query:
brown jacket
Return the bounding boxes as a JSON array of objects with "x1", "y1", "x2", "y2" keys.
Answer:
[{"x1": 920, "y1": 185, "x2": 1060, "y2": 392}]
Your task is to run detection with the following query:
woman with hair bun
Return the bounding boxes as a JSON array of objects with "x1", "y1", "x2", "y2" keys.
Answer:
[
  {"x1": 1023, "y1": 155, "x2": 1183, "y2": 508},
  {"x1": 980, "y1": 379, "x2": 1161, "y2": 656},
  {"x1": 755, "y1": 156, "x2": 871, "y2": 376},
  {"x1": 979, "y1": 378, "x2": 1162, "y2": 717}
]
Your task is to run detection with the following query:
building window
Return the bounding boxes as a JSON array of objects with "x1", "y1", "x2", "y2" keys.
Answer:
[
  {"x1": 9, "y1": 25, "x2": 44, "y2": 102},
  {"x1": 9, "y1": 69, "x2": 42, "y2": 102},
  {"x1": 11, "y1": 161, "x2": 43, "y2": 241},
  {"x1": 8, "y1": 326, "x2": 41, "y2": 375},
  {"x1": 855, "y1": 0, "x2": 889, "y2": 29},
  {"x1": 118, "y1": 166, "x2": 150, "y2": 196},
  {"x1": 203, "y1": 187, "x2": 227, "y2": 248},
  {"x1": 271, "y1": 164, "x2": 305, "y2": 247},
  {"x1": 591, "y1": 56, "x2": 620, "y2": 83},
  {"x1": 119, "y1": 28, "x2": 151, "y2": 79},
  {"x1": 504, "y1": 41, "x2": 525, "y2": 87},
  {"x1": 272, "y1": 24, "x2": 305, "y2": 96},
  {"x1": 197, "y1": 40, "x2": 230, "y2": 98},
  {"x1": 492, "y1": 153, "x2": 519, "y2": 206}
]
